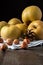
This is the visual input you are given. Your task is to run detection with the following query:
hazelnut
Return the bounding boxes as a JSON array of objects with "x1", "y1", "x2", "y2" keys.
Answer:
[
  {"x1": 13, "y1": 39, "x2": 19, "y2": 44},
  {"x1": 0, "y1": 38, "x2": 3, "y2": 43},
  {"x1": 23, "y1": 38, "x2": 30, "y2": 44},
  {"x1": 20, "y1": 41, "x2": 28, "y2": 49},
  {"x1": 6, "y1": 38, "x2": 13, "y2": 45},
  {"x1": 1, "y1": 44, "x2": 7, "y2": 51}
]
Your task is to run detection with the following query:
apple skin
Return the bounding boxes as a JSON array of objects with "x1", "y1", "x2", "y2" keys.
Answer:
[
  {"x1": 0, "y1": 21, "x2": 7, "y2": 36},
  {"x1": 22, "y1": 6, "x2": 42, "y2": 25},
  {"x1": 1, "y1": 25, "x2": 21, "y2": 40},
  {"x1": 8, "y1": 18, "x2": 21, "y2": 25},
  {"x1": 28, "y1": 20, "x2": 43, "y2": 40},
  {"x1": 15, "y1": 23, "x2": 27, "y2": 34}
]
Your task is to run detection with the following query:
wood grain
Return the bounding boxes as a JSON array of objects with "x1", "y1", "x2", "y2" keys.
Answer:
[{"x1": 0, "y1": 46, "x2": 43, "y2": 65}]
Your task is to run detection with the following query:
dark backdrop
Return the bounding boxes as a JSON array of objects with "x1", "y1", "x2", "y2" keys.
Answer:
[{"x1": 0, "y1": 0, "x2": 43, "y2": 22}]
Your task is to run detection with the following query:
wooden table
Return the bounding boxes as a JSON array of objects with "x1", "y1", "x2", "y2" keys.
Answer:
[{"x1": 0, "y1": 46, "x2": 43, "y2": 65}]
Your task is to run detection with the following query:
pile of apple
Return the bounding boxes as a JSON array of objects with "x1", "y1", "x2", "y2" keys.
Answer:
[{"x1": 0, "y1": 5, "x2": 43, "y2": 50}]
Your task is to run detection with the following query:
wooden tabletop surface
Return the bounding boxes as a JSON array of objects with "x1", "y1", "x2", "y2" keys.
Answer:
[{"x1": 0, "y1": 46, "x2": 43, "y2": 65}]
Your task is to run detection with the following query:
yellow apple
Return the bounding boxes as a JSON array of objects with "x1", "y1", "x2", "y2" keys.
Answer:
[
  {"x1": 28, "y1": 20, "x2": 43, "y2": 40},
  {"x1": 22, "y1": 5, "x2": 42, "y2": 25},
  {"x1": 8, "y1": 18, "x2": 21, "y2": 25},
  {"x1": 0, "y1": 21, "x2": 7, "y2": 36},
  {"x1": 1, "y1": 25, "x2": 21, "y2": 40},
  {"x1": 15, "y1": 23, "x2": 27, "y2": 34}
]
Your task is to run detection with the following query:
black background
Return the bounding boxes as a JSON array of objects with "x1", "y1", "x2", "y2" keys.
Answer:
[{"x1": 0, "y1": 0, "x2": 43, "y2": 22}]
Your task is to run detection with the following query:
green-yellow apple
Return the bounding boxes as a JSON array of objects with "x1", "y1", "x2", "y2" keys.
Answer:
[
  {"x1": 0, "y1": 21, "x2": 7, "y2": 36},
  {"x1": 22, "y1": 5, "x2": 42, "y2": 25},
  {"x1": 8, "y1": 18, "x2": 21, "y2": 25},
  {"x1": 15, "y1": 23, "x2": 27, "y2": 34},
  {"x1": 27, "y1": 20, "x2": 43, "y2": 40},
  {"x1": 1, "y1": 25, "x2": 21, "y2": 40}
]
